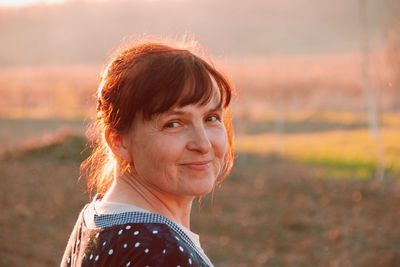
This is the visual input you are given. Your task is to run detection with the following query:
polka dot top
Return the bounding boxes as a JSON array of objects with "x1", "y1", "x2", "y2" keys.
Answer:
[
  {"x1": 60, "y1": 202, "x2": 214, "y2": 267},
  {"x1": 88, "y1": 199, "x2": 206, "y2": 255}
]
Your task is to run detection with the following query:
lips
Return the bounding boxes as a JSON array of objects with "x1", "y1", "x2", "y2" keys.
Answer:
[{"x1": 180, "y1": 160, "x2": 212, "y2": 170}]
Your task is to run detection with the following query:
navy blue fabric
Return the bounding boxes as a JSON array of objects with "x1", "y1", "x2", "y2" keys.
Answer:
[{"x1": 61, "y1": 209, "x2": 213, "y2": 267}]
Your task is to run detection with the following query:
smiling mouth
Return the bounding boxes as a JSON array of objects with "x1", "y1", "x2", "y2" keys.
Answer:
[{"x1": 180, "y1": 160, "x2": 212, "y2": 170}]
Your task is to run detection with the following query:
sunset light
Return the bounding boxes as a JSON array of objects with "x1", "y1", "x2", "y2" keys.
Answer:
[
  {"x1": 1, "y1": 1, "x2": 400, "y2": 266},
  {"x1": 0, "y1": 0, "x2": 65, "y2": 7}
]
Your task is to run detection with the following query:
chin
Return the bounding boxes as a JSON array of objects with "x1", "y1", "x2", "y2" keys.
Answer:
[
  {"x1": 190, "y1": 177, "x2": 216, "y2": 196},
  {"x1": 178, "y1": 169, "x2": 219, "y2": 197},
  {"x1": 192, "y1": 187, "x2": 213, "y2": 197}
]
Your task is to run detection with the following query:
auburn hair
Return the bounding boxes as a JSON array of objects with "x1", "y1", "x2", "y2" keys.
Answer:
[{"x1": 81, "y1": 40, "x2": 235, "y2": 198}]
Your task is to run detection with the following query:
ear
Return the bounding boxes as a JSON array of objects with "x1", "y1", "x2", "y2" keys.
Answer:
[{"x1": 104, "y1": 127, "x2": 132, "y2": 163}]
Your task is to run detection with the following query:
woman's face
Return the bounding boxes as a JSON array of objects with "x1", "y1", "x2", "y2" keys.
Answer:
[{"x1": 125, "y1": 89, "x2": 228, "y2": 199}]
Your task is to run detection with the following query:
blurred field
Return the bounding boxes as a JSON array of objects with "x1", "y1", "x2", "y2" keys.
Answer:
[
  {"x1": 1, "y1": 50, "x2": 400, "y2": 266},
  {"x1": 1, "y1": 132, "x2": 400, "y2": 267},
  {"x1": 1, "y1": 0, "x2": 400, "y2": 266},
  {"x1": 237, "y1": 125, "x2": 400, "y2": 178},
  {"x1": 1, "y1": 51, "x2": 399, "y2": 118}
]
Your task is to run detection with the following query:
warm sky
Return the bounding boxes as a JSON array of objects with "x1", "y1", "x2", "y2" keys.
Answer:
[
  {"x1": 0, "y1": 0, "x2": 65, "y2": 6},
  {"x1": 0, "y1": 0, "x2": 159, "y2": 7}
]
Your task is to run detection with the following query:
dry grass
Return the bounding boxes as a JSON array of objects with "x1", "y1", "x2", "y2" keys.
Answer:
[
  {"x1": 194, "y1": 154, "x2": 400, "y2": 267},
  {"x1": 236, "y1": 128, "x2": 400, "y2": 177},
  {"x1": 1, "y1": 51, "x2": 399, "y2": 266},
  {"x1": 1, "y1": 134, "x2": 400, "y2": 267},
  {"x1": 0, "y1": 135, "x2": 88, "y2": 267},
  {"x1": 0, "y1": 65, "x2": 99, "y2": 118}
]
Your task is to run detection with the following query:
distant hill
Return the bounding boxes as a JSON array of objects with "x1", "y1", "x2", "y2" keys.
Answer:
[{"x1": 0, "y1": 0, "x2": 399, "y2": 66}]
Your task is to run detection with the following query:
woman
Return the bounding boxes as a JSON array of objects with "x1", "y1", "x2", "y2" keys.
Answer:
[{"x1": 61, "y1": 40, "x2": 234, "y2": 267}]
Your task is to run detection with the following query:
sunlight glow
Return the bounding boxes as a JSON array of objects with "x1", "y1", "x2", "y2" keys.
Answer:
[{"x1": 0, "y1": 0, "x2": 65, "y2": 7}]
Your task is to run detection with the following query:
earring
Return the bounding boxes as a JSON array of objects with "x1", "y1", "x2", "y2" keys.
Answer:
[{"x1": 121, "y1": 160, "x2": 134, "y2": 174}]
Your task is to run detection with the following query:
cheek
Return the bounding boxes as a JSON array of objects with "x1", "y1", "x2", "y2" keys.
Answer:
[
  {"x1": 133, "y1": 136, "x2": 185, "y2": 170},
  {"x1": 211, "y1": 127, "x2": 228, "y2": 158}
]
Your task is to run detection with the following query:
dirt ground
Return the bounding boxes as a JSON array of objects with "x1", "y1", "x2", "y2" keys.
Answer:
[{"x1": 1, "y1": 134, "x2": 400, "y2": 267}]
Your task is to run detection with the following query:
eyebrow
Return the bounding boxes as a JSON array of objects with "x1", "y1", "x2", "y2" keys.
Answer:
[{"x1": 164, "y1": 105, "x2": 223, "y2": 117}]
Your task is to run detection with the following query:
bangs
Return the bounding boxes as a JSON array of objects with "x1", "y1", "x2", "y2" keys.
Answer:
[{"x1": 136, "y1": 52, "x2": 231, "y2": 120}]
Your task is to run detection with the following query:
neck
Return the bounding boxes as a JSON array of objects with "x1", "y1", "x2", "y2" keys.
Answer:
[{"x1": 102, "y1": 172, "x2": 194, "y2": 229}]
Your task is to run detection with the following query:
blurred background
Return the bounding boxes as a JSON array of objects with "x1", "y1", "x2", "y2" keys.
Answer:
[{"x1": 1, "y1": 0, "x2": 400, "y2": 266}]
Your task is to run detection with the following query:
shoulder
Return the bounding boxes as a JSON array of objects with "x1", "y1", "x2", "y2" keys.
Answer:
[
  {"x1": 92, "y1": 223, "x2": 201, "y2": 266},
  {"x1": 63, "y1": 221, "x2": 207, "y2": 267},
  {"x1": 62, "y1": 213, "x2": 208, "y2": 267}
]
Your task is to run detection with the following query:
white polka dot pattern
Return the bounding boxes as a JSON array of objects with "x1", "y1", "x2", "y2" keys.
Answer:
[
  {"x1": 62, "y1": 209, "x2": 214, "y2": 267},
  {"x1": 92, "y1": 211, "x2": 213, "y2": 266}
]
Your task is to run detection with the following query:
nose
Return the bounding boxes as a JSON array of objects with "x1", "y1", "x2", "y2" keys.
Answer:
[{"x1": 187, "y1": 125, "x2": 212, "y2": 154}]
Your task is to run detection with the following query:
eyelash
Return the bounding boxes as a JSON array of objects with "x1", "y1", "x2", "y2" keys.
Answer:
[{"x1": 163, "y1": 114, "x2": 221, "y2": 129}]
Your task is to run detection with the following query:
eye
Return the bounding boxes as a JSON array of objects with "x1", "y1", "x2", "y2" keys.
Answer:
[
  {"x1": 164, "y1": 121, "x2": 181, "y2": 129},
  {"x1": 206, "y1": 114, "x2": 221, "y2": 122}
]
